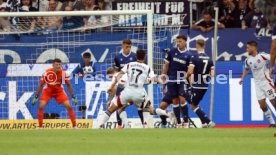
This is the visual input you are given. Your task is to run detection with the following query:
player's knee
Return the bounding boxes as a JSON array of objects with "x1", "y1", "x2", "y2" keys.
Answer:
[
  {"x1": 160, "y1": 102, "x2": 168, "y2": 110},
  {"x1": 191, "y1": 104, "x2": 198, "y2": 110}
]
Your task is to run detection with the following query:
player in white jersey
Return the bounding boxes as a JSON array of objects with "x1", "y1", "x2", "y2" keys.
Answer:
[
  {"x1": 269, "y1": 22, "x2": 276, "y2": 77},
  {"x1": 239, "y1": 41, "x2": 276, "y2": 128},
  {"x1": 98, "y1": 50, "x2": 169, "y2": 128}
]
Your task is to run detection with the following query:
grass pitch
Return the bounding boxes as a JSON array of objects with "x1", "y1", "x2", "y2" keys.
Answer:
[{"x1": 0, "y1": 129, "x2": 275, "y2": 155}]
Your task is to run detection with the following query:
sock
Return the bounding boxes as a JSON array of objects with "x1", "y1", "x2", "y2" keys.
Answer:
[
  {"x1": 181, "y1": 103, "x2": 189, "y2": 123},
  {"x1": 173, "y1": 104, "x2": 181, "y2": 124},
  {"x1": 68, "y1": 109, "x2": 77, "y2": 127},
  {"x1": 99, "y1": 110, "x2": 112, "y2": 127},
  {"x1": 160, "y1": 115, "x2": 167, "y2": 125},
  {"x1": 116, "y1": 111, "x2": 122, "y2": 126},
  {"x1": 194, "y1": 107, "x2": 211, "y2": 124},
  {"x1": 264, "y1": 109, "x2": 275, "y2": 124},
  {"x1": 143, "y1": 112, "x2": 150, "y2": 124},
  {"x1": 138, "y1": 108, "x2": 144, "y2": 124},
  {"x1": 38, "y1": 109, "x2": 44, "y2": 128},
  {"x1": 155, "y1": 108, "x2": 168, "y2": 116},
  {"x1": 119, "y1": 110, "x2": 128, "y2": 128}
]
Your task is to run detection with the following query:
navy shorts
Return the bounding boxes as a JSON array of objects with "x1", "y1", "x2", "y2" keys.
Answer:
[
  {"x1": 162, "y1": 92, "x2": 173, "y2": 104},
  {"x1": 167, "y1": 81, "x2": 186, "y2": 99},
  {"x1": 191, "y1": 88, "x2": 207, "y2": 106},
  {"x1": 116, "y1": 87, "x2": 124, "y2": 96}
]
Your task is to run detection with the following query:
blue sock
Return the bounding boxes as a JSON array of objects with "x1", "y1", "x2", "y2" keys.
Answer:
[
  {"x1": 194, "y1": 107, "x2": 210, "y2": 124},
  {"x1": 173, "y1": 104, "x2": 181, "y2": 124},
  {"x1": 181, "y1": 103, "x2": 189, "y2": 123}
]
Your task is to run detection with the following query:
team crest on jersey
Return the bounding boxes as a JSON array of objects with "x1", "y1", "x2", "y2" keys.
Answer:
[
  {"x1": 120, "y1": 58, "x2": 123, "y2": 61},
  {"x1": 175, "y1": 53, "x2": 178, "y2": 56},
  {"x1": 257, "y1": 59, "x2": 261, "y2": 63},
  {"x1": 130, "y1": 58, "x2": 133, "y2": 61}
]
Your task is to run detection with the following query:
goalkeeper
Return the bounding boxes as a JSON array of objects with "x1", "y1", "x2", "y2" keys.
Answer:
[{"x1": 31, "y1": 58, "x2": 78, "y2": 129}]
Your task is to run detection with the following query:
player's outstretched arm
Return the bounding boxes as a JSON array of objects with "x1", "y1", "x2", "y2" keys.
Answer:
[
  {"x1": 66, "y1": 83, "x2": 78, "y2": 105},
  {"x1": 108, "y1": 70, "x2": 125, "y2": 92},
  {"x1": 161, "y1": 62, "x2": 169, "y2": 82},
  {"x1": 270, "y1": 39, "x2": 276, "y2": 77},
  {"x1": 32, "y1": 83, "x2": 44, "y2": 105},
  {"x1": 239, "y1": 68, "x2": 249, "y2": 85}
]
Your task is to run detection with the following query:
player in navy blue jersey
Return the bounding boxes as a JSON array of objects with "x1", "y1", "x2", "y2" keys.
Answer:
[
  {"x1": 161, "y1": 35, "x2": 193, "y2": 128},
  {"x1": 114, "y1": 39, "x2": 136, "y2": 71},
  {"x1": 72, "y1": 52, "x2": 96, "y2": 77},
  {"x1": 187, "y1": 39, "x2": 215, "y2": 128},
  {"x1": 270, "y1": 22, "x2": 276, "y2": 79},
  {"x1": 113, "y1": 39, "x2": 147, "y2": 128}
]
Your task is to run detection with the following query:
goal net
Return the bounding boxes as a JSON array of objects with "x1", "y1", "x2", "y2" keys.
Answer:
[{"x1": 0, "y1": 10, "x2": 184, "y2": 129}]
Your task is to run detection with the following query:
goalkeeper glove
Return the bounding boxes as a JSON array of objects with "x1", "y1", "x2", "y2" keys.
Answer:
[
  {"x1": 31, "y1": 95, "x2": 38, "y2": 105},
  {"x1": 72, "y1": 94, "x2": 78, "y2": 106}
]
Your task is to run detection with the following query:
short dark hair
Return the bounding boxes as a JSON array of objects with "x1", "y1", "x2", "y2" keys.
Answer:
[
  {"x1": 106, "y1": 67, "x2": 115, "y2": 75},
  {"x1": 196, "y1": 39, "x2": 205, "y2": 47},
  {"x1": 136, "y1": 49, "x2": 146, "y2": 60},
  {"x1": 53, "y1": 58, "x2": 62, "y2": 63},
  {"x1": 83, "y1": 52, "x2": 91, "y2": 58},
  {"x1": 203, "y1": 11, "x2": 212, "y2": 17},
  {"x1": 247, "y1": 40, "x2": 258, "y2": 47},
  {"x1": 122, "y1": 39, "x2": 132, "y2": 45},
  {"x1": 176, "y1": 35, "x2": 187, "y2": 41}
]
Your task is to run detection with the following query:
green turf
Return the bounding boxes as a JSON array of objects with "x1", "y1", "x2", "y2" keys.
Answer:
[{"x1": 0, "y1": 129, "x2": 275, "y2": 155}]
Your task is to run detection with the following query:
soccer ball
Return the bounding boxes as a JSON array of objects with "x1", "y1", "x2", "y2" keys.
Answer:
[{"x1": 83, "y1": 66, "x2": 94, "y2": 74}]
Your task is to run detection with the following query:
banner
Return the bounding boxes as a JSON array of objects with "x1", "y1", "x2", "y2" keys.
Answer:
[
  {"x1": 0, "y1": 119, "x2": 92, "y2": 130},
  {"x1": 0, "y1": 29, "x2": 273, "y2": 64},
  {"x1": 112, "y1": 0, "x2": 190, "y2": 27}
]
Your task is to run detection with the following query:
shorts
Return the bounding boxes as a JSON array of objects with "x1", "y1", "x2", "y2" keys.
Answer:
[
  {"x1": 116, "y1": 87, "x2": 124, "y2": 96},
  {"x1": 191, "y1": 88, "x2": 207, "y2": 106},
  {"x1": 162, "y1": 92, "x2": 173, "y2": 104},
  {"x1": 40, "y1": 90, "x2": 69, "y2": 104},
  {"x1": 117, "y1": 87, "x2": 146, "y2": 108},
  {"x1": 255, "y1": 81, "x2": 275, "y2": 100},
  {"x1": 167, "y1": 81, "x2": 187, "y2": 99}
]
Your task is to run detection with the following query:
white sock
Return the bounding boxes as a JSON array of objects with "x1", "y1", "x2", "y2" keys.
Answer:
[
  {"x1": 99, "y1": 111, "x2": 111, "y2": 127},
  {"x1": 119, "y1": 111, "x2": 129, "y2": 128},
  {"x1": 264, "y1": 109, "x2": 275, "y2": 124},
  {"x1": 155, "y1": 108, "x2": 168, "y2": 117},
  {"x1": 143, "y1": 112, "x2": 150, "y2": 124}
]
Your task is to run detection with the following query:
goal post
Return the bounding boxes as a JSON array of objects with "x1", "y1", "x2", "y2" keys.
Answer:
[{"x1": 209, "y1": 7, "x2": 219, "y2": 120}]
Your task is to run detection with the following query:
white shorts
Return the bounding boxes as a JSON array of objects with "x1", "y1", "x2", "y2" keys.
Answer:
[
  {"x1": 117, "y1": 87, "x2": 147, "y2": 108},
  {"x1": 255, "y1": 81, "x2": 275, "y2": 100}
]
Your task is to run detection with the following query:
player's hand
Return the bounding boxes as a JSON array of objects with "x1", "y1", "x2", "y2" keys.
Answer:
[
  {"x1": 72, "y1": 95, "x2": 78, "y2": 106},
  {"x1": 270, "y1": 67, "x2": 274, "y2": 78},
  {"x1": 31, "y1": 95, "x2": 38, "y2": 105},
  {"x1": 107, "y1": 87, "x2": 112, "y2": 93},
  {"x1": 160, "y1": 74, "x2": 167, "y2": 84},
  {"x1": 239, "y1": 79, "x2": 243, "y2": 85}
]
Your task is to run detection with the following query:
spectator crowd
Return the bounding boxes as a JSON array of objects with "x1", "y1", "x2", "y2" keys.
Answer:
[
  {"x1": 0, "y1": 0, "x2": 273, "y2": 33},
  {"x1": 0, "y1": 0, "x2": 111, "y2": 32},
  {"x1": 192, "y1": 0, "x2": 271, "y2": 33}
]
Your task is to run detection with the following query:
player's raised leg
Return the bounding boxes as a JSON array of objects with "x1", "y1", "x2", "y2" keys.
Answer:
[{"x1": 98, "y1": 98, "x2": 121, "y2": 128}]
